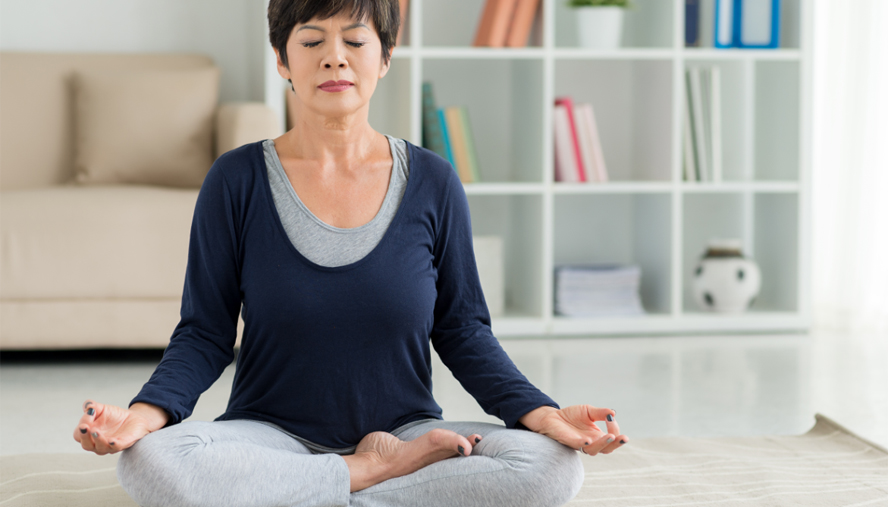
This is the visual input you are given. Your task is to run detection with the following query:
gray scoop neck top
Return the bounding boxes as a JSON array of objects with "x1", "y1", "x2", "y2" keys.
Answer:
[{"x1": 262, "y1": 134, "x2": 410, "y2": 268}]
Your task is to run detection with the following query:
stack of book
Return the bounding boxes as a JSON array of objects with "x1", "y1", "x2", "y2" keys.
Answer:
[
  {"x1": 422, "y1": 82, "x2": 481, "y2": 183},
  {"x1": 553, "y1": 96, "x2": 609, "y2": 183},
  {"x1": 473, "y1": 0, "x2": 542, "y2": 48},
  {"x1": 554, "y1": 265, "x2": 645, "y2": 317},
  {"x1": 683, "y1": 66, "x2": 722, "y2": 182}
]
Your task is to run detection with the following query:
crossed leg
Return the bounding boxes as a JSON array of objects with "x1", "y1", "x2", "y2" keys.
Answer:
[{"x1": 116, "y1": 418, "x2": 583, "y2": 507}]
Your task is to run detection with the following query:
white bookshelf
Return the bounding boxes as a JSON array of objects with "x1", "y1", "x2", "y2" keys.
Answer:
[{"x1": 264, "y1": 0, "x2": 811, "y2": 337}]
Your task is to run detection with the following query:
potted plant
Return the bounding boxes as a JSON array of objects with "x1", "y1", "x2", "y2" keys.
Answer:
[{"x1": 568, "y1": 0, "x2": 631, "y2": 49}]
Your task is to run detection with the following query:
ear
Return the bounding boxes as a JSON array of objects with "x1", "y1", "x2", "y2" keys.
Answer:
[
  {"x1": 379, "y1": 48, "x2": 394, "y2": 79},
  {"x1": 274, "y1": 47, "x2": 291, "y2": 81}
]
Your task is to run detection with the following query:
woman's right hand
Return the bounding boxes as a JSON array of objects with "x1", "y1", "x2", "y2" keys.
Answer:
[{"x1": 73, "y1": 400, "x2": 169, "y2": 455}]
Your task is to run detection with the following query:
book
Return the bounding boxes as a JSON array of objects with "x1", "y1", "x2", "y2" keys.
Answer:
[
  {"x1": 553, "y1": 104, "x2": 579, "y2": 182},
  {"x1": 506, "y1": 0, "x2": 542, "y2": 48},
  {"x1": 715, "y1": 0, "x2": 735, "y2": 48},
  {"x1": 437, "y1": 108, "x2": 456, "y2": 171},
  {"x1": 709, "y1": 66, "x2": 722, "y2": 182},
  {"x1": 716, "y1": 0, "x2": 781, "y2": 49},
  {"x1": 685, "y1": 0, "x2": 700, "y2": 47},
  {"x1": 445, "y1": 106, "x2": 473, "y2": 183},
  {"x1": 421, "y1": 82, "x2": 448, "y2": 161},
  {"x1": 458, "y1": 107, "x2": 481, "y2": 182},
  {"x1": 683, "y1": 79, "x2": 699, "y2": 181},
  {"x1": 477, "y1": 0, "x2": 519, "y2": 47},
  {"x1": 574, "y1": 103, "x2": 598, "y2": 183},
  {"x1": 473, "y1": 0, "x2": 498, "y2": 47},
  {"x1": 554, "y1": 97, "x2": 587, "y2": 182},
  {"x1": 688, "y1": 67, "x2": 710, "y2": 181},
  {"x1": 575, "y1": 103, "x2": 608, "y2": 183},
  {"x1": 396, "y1": 0, "x2": 410, "y2": 46}
]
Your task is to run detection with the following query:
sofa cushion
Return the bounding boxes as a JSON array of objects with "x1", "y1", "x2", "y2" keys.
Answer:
[
  {"x1": 73, "y1": 67, "x2": 219, "y2": 188},
  {"x1": 0, "y1": 185, "x2": 198, "y2": 300}
]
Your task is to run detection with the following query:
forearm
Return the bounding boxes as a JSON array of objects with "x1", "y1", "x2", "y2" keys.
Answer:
[
  {"x1": 129, "y1": 402, "x2": 170, "y2": 432},
  {"x1": 518, "y1": 405, "x2": 558, "y2": 432}
]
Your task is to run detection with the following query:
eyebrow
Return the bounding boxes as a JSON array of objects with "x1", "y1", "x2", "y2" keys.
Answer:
[{"x1": 296, "y1": 22, "x2": 368, "y2": 34}]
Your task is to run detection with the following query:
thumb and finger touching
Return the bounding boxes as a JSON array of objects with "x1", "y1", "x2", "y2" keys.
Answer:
[{"x1": 75, "y1": 400, "x2": 148, "y2": 454}]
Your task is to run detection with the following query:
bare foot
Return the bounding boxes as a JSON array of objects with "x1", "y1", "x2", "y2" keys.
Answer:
[{"x1": 343, "y1": 429, "x2": 483, "y2": 492}]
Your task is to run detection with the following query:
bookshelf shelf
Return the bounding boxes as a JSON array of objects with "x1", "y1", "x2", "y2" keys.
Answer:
[
  {"x1": 553, "y1": 182, "x2": 673, "y2": 194},
  {"x1": 683, "y1": 49, "x2": 802, "y2": 61},
  {"x1": 680, "y1": 182, "x2": 800, "y2": 193},
  {"x1": 552, "y1": 49, "x2": 675, "y2": 60},
  {"x1": 463, "y1": 183, "x2": 544, "y2": 196},
  {"x1": 264, "y1": 0, "x2": 811, "y2": 337}
]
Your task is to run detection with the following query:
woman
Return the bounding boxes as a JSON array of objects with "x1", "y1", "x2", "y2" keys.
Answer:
[{"x1": 73, "y1": 1, "x2": 629, "y2": 505}]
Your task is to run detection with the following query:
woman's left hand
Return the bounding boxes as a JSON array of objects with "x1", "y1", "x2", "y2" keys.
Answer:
[{"x1": 518, "y1": 405, "x2": 628, "y2": 456}]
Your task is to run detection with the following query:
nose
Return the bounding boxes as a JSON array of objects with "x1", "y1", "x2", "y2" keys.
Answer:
[{"x1": 322, "y1": 39, "x2": 348, "y2": 69}]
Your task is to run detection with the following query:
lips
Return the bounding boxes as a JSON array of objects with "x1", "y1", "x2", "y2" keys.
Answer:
[{"x1": 319, "y1": 80, "x2": 354, "y2": 88}]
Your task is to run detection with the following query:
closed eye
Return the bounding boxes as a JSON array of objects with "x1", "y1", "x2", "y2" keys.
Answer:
[{"x1": 302, "y1": 41, "x2": 366, "y2": 48}]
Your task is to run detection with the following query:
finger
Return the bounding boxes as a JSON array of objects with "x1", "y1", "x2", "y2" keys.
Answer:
[
  {"x1": 604, "y1": 411, "x2": 620, "y2": 437},
  {"x1": 599, "y1": 434, "x2": 629, "y2": 455},
  {"x1": 580, "y1": 432, "x2": 615, "y2": 456},
  {"x1": 76, "y1": 400, "x2": 100, "y2": 452}
]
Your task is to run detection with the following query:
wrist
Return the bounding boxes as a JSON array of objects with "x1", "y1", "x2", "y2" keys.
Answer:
[
  {"x1": 518, "y1": 405, "x2": 558, "y2": 432},
  {"x1": 129, "y1": 402, "x2": 170, "y2": 432}
]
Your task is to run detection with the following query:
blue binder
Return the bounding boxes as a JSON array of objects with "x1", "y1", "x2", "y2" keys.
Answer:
[{"x1": 715, "y1": 0, "x2": 780, "y2": 49}]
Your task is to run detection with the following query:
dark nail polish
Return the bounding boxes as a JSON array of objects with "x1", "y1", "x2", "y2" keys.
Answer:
[
  {"x1": 458, "y1": 445, "x2": 466, "y2": 456},
  {"x1": 87, "y1": 408, "x2": 95, "y2": 416},
  {"x1": 607, "y1": 414, "x2": 614, "y2": 422},
  {"x1": 84, "y1": 401, "x2": 93, "y2": 409},
  {"x1": 475, "y1": 437, "x2": 480, "y2": 443},
  {"x1": 110, "y1": 442, "x2": 115, "y2": 446},
  {"x1": 620, "y1": 439, "x2": 626, "y2": 444},
  {"x1": 585, "y1": 441, "x2": 590, "y2": 445},
  {"x1": 79, "y1": 428, "x2": 87, "y2": 434}
]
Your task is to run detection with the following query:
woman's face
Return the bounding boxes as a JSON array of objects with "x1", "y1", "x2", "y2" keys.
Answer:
[{"x1": 276, "y1": 11, "x2": 391, "y2": 121}]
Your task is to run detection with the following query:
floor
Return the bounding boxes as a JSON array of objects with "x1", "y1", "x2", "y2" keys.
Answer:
[{"x1": 1, "y1": 329, "x2": 886, "y2": 456}]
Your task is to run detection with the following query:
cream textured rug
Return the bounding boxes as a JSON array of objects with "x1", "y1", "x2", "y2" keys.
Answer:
[
  {"x1": 571, "y1": 413, "x2": 888, "y2": 506},
  {"x1": 1, "y1": 414, "x2": 885, "y2": 506}
]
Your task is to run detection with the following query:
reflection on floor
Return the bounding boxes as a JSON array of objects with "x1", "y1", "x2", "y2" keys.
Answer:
[{"x1": 1, "y1": 329, "x2": 885, "y2": 456}]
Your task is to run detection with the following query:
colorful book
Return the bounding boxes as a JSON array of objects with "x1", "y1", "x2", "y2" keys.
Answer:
[
  {"x1": 445, "y1": 106, "x2": 473, "y2": 183},
  {"x1": 421, "y1": 82, "x2": 448, "y2": 161},
  {"x1": 458, "y1": 107, "x2": 481, "y2": 182},
  {"x1": 396, "y1": 0, "x2": 410, "y2": 46},
  {"x1": 478, "y1": 0, "x2": 519, "y2": 47},
  {"x1": 437, "y1": 108, "x2": 456, "y2": 171},
  {"x1": 473, "y1": 0, "x2": 498, "y2": 47},
  {"x1": 554, "y1": 97, "x2": 587, "y2": 182},
  {"x1": 506, "y1": 0, "x2": 542, "y2": 47},
  {"x1": 576, "y1": 103, "x2": 608, "y2": 183},
  {"x1": 553, "y1": 104, "x2": 579, "y2": 182}
]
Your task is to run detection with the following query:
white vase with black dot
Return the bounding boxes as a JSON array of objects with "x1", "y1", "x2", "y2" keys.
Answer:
[{"x1": 692, "y1": 239, "x2": 761, "y2": 313}]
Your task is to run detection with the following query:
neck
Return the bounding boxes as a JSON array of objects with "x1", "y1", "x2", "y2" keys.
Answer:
[{"x1": 286, "y1": 103, "x2": 378, "y2": 169}]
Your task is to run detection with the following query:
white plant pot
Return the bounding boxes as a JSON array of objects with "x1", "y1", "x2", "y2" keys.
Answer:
[
  {"x1": 692, "y1": 240, "x2": 762, "y2": 313},
  {"x1": 575, "y1": 6, "x2": 625, "y2": 49}
]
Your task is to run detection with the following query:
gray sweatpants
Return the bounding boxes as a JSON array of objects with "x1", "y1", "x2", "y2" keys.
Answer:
[{"x1": 116, "y1": 417, "x2": 584, "y2": 507}]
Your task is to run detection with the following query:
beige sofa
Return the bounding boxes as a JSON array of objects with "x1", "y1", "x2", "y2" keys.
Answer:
[{"x1": 0, "y1": 52, "x2": 281, "y2": 350}]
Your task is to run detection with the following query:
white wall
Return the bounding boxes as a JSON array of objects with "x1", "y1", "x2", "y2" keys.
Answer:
[{"x1": 0, "y1": 0, "x2": 269, "y2": 103}]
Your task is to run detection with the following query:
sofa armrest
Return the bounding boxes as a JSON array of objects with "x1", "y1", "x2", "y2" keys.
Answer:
[{"x1": 215, "y1": 102, "x2": 282, "y2": 159}]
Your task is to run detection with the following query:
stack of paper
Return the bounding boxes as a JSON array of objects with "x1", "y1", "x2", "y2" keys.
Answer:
[{"x1": 554, "y1": 265, "x2": 645, "y2": 317}]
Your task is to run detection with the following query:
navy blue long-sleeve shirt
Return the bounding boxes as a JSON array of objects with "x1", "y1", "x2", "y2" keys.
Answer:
[{"x1": 130, "y1": 139, "x2": 558, "y2": 448}]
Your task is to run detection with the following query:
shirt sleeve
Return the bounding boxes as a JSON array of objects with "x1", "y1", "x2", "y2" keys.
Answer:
[
  {"x1": 429, "y1": 168, "x2": 559, "y2": 430},
  {"x1": 129, "y1": 161, "x2": 242, "y2": 426}
]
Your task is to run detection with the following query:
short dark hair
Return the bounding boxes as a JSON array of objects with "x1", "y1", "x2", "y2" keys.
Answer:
[{"x1": 268, "y1": 0, "x2": 399, "y2": 70}]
